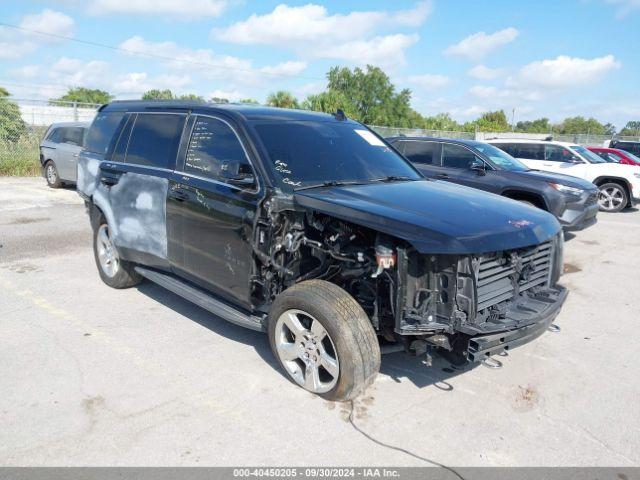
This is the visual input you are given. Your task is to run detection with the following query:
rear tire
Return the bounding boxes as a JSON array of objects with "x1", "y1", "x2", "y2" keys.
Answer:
[
  {"x1": 92, "y1": 215, "x2": 142, "y2": 289},
  {"x1": 44, "y1": 161, "x2": 61, "y2": 188},
  {"x1": 597, "y1": 182, "x2": 628, "y2": 213},
  {"x1": 268, "y1": 280, "x2": 380, "y2": 401}
]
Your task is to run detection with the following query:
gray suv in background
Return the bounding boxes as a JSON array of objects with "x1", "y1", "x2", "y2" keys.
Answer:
[{"x1": 39, "y1": 121, "x2": 90, "y2": 188}]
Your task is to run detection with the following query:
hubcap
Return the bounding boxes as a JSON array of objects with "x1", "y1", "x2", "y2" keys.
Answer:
[
  {"x1": 96, "y1": 224, "x2": 119, "y2": 277},
  {"x1": 274, "y1": 309, "x2": 339, "y2": 394},
  {"x1": 598, "y1": 186, "x2": 624, "y2": 211},
  {"x1": 46, "y1": 164, "x2": 57, "y2": 184}
]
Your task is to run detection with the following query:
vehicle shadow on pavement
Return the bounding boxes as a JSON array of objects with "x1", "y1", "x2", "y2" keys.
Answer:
[
  {"x1": 135, "y1": 281, "x2": 281, "y2": 371},
  {"x1": 136, "y1": 280, "x2": 480, "y2": 391},
  {"x1": 380, "y1": 351, "x2": 477, "y2": 390}
]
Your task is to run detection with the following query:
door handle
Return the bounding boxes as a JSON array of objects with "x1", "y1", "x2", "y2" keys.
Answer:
[
  {"x1": 437, "y1": 173, "x2": 449, "y2": 179},
  {"x1": 73, "y1": 153, "x2": 79, "y2": 158},
  {"x1": 99, "y1": 167, "x2": 122, "y2": 186}
]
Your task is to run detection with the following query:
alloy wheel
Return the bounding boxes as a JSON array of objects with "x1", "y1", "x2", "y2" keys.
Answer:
[
  {"x1": 598, "y1": 186, "x2": 624, "y2": 211},
  {"x1": 96, "y1": 224, "x2": 119, "y2": 278},
  {"x1": 274, "y1": 309, "x2": 340, "y2": 394},
  {"x1": 46, "y1": 164, "x2": 57, "y2": 185}
]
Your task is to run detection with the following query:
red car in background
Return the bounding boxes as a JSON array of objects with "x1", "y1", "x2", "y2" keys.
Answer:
[{"x1": 588, "y1": 147, "x2": 640, "y2": 167}]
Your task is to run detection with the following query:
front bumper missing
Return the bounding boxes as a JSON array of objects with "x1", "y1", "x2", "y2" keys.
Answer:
[{"x1": 467, "y1": 285, "x2": 568, "y2": 362}]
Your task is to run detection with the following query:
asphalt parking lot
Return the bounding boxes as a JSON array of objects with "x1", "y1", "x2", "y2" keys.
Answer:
[{"x1": 1, "y1": 177, "x2": 639, "y2": 467}]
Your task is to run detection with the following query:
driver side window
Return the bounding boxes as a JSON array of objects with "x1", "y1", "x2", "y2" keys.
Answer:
[
  {"x1": 185, "y1": 116, "x2": 253, "y2": 183},
  {"x1": 442, "y1": 143, "x2": 481, "y2": 169}
]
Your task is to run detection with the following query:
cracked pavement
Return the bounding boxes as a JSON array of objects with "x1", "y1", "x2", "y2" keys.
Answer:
[{"x1": 1, "y1": 177, "x2": 639, "y2": 466}]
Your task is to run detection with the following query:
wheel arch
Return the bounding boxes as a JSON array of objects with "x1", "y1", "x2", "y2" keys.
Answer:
[
  {"x1": 593, "y1": 176, "x2": 632, "y2": 207},
  {"x1": 500, "y1": 189, "x2": 549, "y2": 210}
]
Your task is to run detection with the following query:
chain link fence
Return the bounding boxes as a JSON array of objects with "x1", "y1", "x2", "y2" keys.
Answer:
[
  {"x1": 1, "y1": 97, "x2": 639, "y2": 176},
  {"x1": 0, "y1": 98, "x2": 99, "y2": 175}
]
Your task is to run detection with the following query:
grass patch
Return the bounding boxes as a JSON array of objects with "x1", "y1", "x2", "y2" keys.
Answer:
[{"x1": 0, "y1": 151, "x2": 41, "y2": 176}]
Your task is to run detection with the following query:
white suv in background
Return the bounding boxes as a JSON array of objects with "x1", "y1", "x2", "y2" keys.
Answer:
[{"x1": 489, "y1": 139, "x2": 640, "y2": 213}]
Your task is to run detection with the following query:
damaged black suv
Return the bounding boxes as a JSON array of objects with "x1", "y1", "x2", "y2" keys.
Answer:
[{"x1": 77, "y1": 101, "x2": 567, "y2": 401}]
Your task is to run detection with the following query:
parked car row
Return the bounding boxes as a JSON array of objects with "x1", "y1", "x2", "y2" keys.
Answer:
[{"x1": 39, "y1": 104, "x2": 636, "y2": 400}]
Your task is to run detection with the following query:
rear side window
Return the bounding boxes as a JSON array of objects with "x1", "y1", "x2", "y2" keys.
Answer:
[
  {"x1": 110, "y1": 115, "x2": 135, "y2": 163},
  {"x1": 545, "y1": 144, "x2": 573, "y2": 162},
  {"x1": 442, "y1": 143, "x2": 479, "y2": 168},
  {"x1": 61, "y1": 127, "x2": 84, "y2": 146},
  {"x1": 184, "y1": 116, "x2": 252, "y2": 181},
  {"x1": 512, "y1": 143, "x2": 544, "y2": 160},
  {"x1": 85, "y1": 112, "x2": 125, "y2": 154},
  {"x1": 46, "y1": 128, "x2": 63, "y2": 143},
  {"x1": 403, "y1": 141, "x2": 438, "y2": 165},
  {"x1": 125, "y1": 113, "x2": 186, "y2": 169}
]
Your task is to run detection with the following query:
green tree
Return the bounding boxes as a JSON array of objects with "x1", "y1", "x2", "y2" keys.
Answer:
[
  {"x1": 178, "y1": 93, "x2": 204, "y2": 101},
  {"x1": 0, "y1": 88, "x2": 26, "y2": 142},
  {"x1": 554, "y1": 116, "x2": 609, "y2": 135},
  {"x1": 210, "y1": 97, "x2": 230, "y2": 104},
  {"x1": 421, "y1": 113, "x2": 462, "y2": 131},
  {"x1": 142, "y1": 89, "x2": 175, "y2": 100},
  {"x1": 619, "y1": 121, "x2": 640, "y2": 136},
  {"x1": 467, "y1": 110, "x2": 510, "y2": 132},
  {"x1": 301, "y1": 90, "x2": 357, "y2": 118},
  {"x1": 54, "y1": 87, "x2": 113, "y2": 105},
  {"x1": 515, "y1": 118, "x2": 552, "y2": 133},
  {"x1": 266, "y1": 91, "x2": 299, "y2": 109},
  {"x1": 325, "y1": 65, "x2": 416, "y2": 127},
  {"x1": 239, "y1": 98, "x2": 259, "y2": 104}
]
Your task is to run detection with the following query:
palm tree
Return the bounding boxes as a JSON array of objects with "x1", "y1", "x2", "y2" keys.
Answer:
[{"x1": 266, "y1": 91, "x2": 299, "y2": 109}]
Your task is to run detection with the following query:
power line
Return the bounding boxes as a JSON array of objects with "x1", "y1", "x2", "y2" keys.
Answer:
[{"x1": 0, "y1": 22, "x2": 323, "y2": 82}]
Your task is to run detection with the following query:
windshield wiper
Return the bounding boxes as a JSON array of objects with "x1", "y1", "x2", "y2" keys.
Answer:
[
  {"x1": 369, "y1": 175, "x2": 416, "y2": 183},
  {"x1": 294, "y1": 180, "x2": 369, "y2": 191}
]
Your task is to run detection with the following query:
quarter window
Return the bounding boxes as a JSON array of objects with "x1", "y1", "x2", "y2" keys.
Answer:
[
  {"x1": 403, "y1": 141, "x2": 437, "y2": 165},
  {"x1": 442, "y1": 144, "x2": 480, "y2": 169},
  {"x1": 47, "y1": 128, "x2": 63, "y2": 143},
  {"x1": 61, "y1": 127, "x2": 85, "y2": 146},
  {"x1": 184, "y1": 116, "x2": 252, "y2": 182},
  {"x1": 125, "y1": 113, "x2": 186, "y2": 169}
]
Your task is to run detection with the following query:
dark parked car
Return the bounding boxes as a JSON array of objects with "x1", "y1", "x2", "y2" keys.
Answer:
[
  {"x1": 39, "y1": 121, "x2": 90, "y2": 187},
  {"x1": 609, "y1": 140, "x2": 640, "y2": 158},
  {"x1": 387, "y1": 137, "x2": 599, "y2": 231},
  {"x1": 77, "y1": 101, "x2": 567, "y2": 401}
]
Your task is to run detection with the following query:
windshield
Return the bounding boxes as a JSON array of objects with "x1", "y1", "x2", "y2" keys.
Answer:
[
  {"x1": 571, "y1": 145, "x2": 606, "y2": 163},
  {"x1": 621, "y1": 150, "x2": 640, "y2": 164},
  {"x1": 473, "y1": 143, "x2": 529, "y2": 171},
  {"x1": 252, "y1": 120, "x2": 422, "y2": 190}
]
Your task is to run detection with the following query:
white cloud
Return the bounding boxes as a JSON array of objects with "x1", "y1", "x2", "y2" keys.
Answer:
[
  {"x1": 604, "y1": 0, "x2": 640, "y2": 17},
  {"x1": 209, "y1": 89, "x2": 249, "y2": 102},
  {"x1": 512, "y1": 55, "x2": 621, "y2": 89},
  {"x1": 0, "y1": 9, "x2": 74, "y2": 59},
  {"x1": 468, "y1": 64, "x2": 505, "y2": 80},
  {"x1": 444, "y1": 27, "x2": 519, "y2": 61},
  {"x1": 315, "y1": 34, "x2": 419, "y2": 68},
  {"x1": 212, "y1": 2, "x2": 428, "y2": 67},
  {"x1": 10, "y1": 65, "x2": 42, "y2": 79},
  {"x1": 117, "y1": 36, "x2": 308, "y2": 88},
  {"x1": 215, "y1": 2, "x2": 430, "y2": 45},
  {"x1": 407, "y1": 74, "x2": 451, "y2": 90},
  {"x1": 114, "y1": 72, "x2": 192, "y2": 96},
  {"x1": 20, "y1": 9, "x2": 75, "y2": 37},
  {"x1": 87, "y1": 0, "x2": 227, "y2": 18}
]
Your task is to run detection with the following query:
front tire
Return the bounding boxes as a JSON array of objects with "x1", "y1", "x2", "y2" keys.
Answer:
[
  {"x1": 92, "y1": 217, "x2": 142, "y2": 289},
  {"x1": 597, "y1": 182, "x2": 628, "y2": 212},
  {"x1": 44, "y1": 161, "x2": 61, "y2": 188},
  {"x1": 268, "y1": 280, "x2": 380, "y2": 401}
]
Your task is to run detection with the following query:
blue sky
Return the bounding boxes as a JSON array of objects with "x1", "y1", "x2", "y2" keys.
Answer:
[{"x1": 1, "y1": 0, "x2": 638, "y2": 128}]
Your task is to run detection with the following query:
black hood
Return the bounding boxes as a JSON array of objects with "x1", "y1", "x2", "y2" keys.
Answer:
[{"x1": 295, "y1": 179, "x2": 561, "y2": 254}]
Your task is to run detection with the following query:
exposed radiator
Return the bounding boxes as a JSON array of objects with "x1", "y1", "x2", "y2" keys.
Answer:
[{"x1": 476, "y1": 241, "x2": 553, "y2": 312}]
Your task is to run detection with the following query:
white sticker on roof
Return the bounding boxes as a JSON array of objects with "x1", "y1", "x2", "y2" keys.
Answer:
[{"x1": 354, "y1": 129, "x2": 386, "y2": 147}]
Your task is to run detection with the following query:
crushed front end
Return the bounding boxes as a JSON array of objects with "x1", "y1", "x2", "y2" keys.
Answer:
[{"x1": 395, "y1": 234, "x2": 567, "y2": 362}]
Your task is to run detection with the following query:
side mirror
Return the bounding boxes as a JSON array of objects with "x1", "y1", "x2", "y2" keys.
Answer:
[
  {"x1": 568, "y1": 155, "x2": 583, "y2": 164},
  {"x1": 220, "y1": 161, "x2": 256, "y2": 187},
  {"x1": 470, "y1": 160, "x2": 486, "y2": 176}
]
